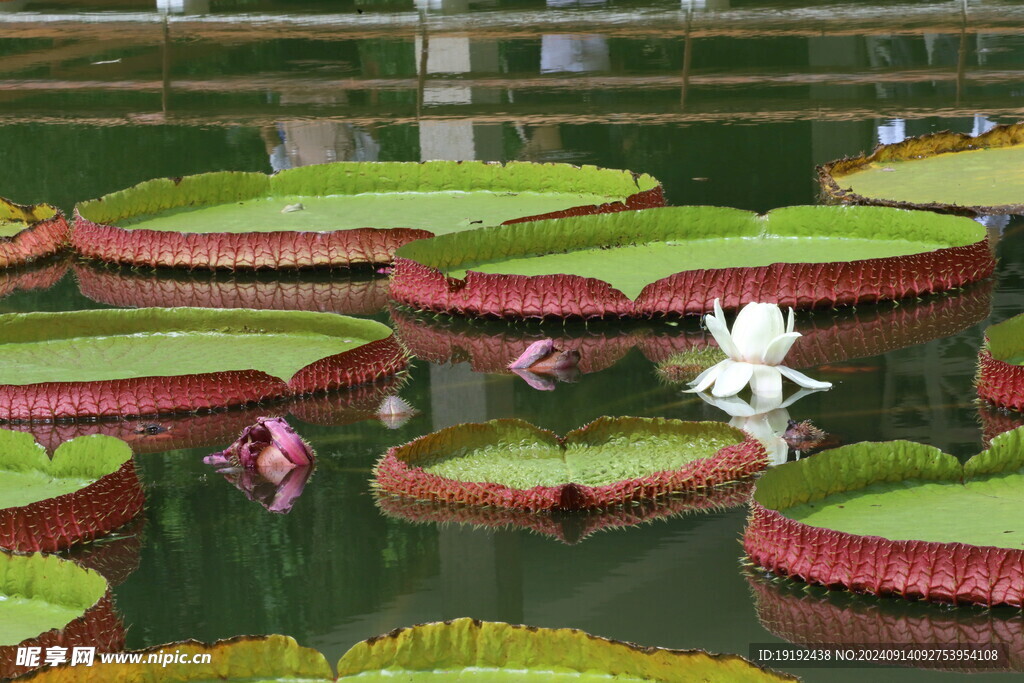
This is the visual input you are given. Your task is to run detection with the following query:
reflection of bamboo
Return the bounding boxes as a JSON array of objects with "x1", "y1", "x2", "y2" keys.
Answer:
[
  {"x1": 161, "y1": 15, "x2": 170, "y2": 114},
  {"x1": 956, "y1": 0, "x2": 968, "y2": 104},
  {"x1": 680, "y1": 7, "x2": 693, "y2": 108},
  {"x1": 416, "y1": 10, "x2": 428, "y2": 120}
]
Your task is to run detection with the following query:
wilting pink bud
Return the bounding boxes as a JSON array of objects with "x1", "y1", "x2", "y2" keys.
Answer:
[
  {"x1": 508, "y1": 339, "x2": 556, "y2": 369},
  {"x1": 204, "y1": 417, "x2": 315, "y2": 470}
]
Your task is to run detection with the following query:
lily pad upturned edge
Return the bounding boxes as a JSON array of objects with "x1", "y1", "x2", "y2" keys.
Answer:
[
  {"x1": 0, "y1": 430, "x2": 144, "y2": 553},
  {"x1": 373, "y1": 417, "x2": 767, "y2": 511},
  {"x1": 976, "y1": 312, "x2": 1024, "y2": 411},
  {"x1": 0, "y1": 197, "x2": 69, "y2": 269},
  {"x1": 72, "y1": 161, "x2": 663, "y2": 271},
  {"x1": 10, "y1": 620, "x2": 796, "y2": 682},
  {"x1": 0, "y1": 308, "x2": 408, "y2": 422},
  {"x1": 389, "y1": 205, "x2": 994, "y2": 318},
  {"x1": 817, "y1": 121, "x2": 1024, "y2": 216},
  {"x1": 743, "y1": 430, "x2": 1024, "y2": 607},
  {"x1": 0, "y1": 552, "x2": 124, "y2": 680}
]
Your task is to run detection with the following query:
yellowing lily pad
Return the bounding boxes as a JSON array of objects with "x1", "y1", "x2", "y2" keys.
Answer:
[
  {"x1": 73, "y1": 162, "x2": 662, "y2": 270},
  {"x1": 0, "y1": 308, "x2": 406, "y2": 421},
  {"x1": 745, "y1": 429, "x2": 1024, "y2": 606},
  {"x1": 818, "y1": 122, "x2": 1024, "y2": 215},
  {"x1": 0, "y1": 197, "x2": 69, "y2": 268}
]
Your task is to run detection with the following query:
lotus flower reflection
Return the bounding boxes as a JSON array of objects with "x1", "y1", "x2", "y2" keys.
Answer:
[{"x1": 687, "y1": 300, "x2": 831, "y2": 398}]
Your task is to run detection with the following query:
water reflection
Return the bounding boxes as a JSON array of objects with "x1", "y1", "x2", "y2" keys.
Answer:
[
  {"x1": 748, "y1": 570, "x2": 1023, "y2": 673},
  {"x1": 375, "y1": 480, "x2": 754, "y2": 545}
]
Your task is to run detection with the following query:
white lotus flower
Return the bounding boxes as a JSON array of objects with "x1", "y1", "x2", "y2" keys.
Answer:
[{"x1": 686, "y1": 300, "x2": 831, "y2": 398}]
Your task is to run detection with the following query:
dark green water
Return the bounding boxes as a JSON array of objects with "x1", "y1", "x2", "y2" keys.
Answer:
[{"x1": 2, "y1": 1, "x2": 1024, "y2": 680}]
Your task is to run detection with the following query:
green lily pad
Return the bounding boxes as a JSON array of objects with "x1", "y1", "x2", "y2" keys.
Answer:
[
  {"x1": 390, "y1": 204, "x2": 993, "y2": 317},
  {"x1": 335, "y1": 618, "x2": 796, "y2": 681},
  {"x1": 374, "y1": 417, "x2": 766, "y2": 511},
  {"x1": 0, "y1": 430, "x2": 130, "y2": 508},
  {"x1": 818, "y1": 122, "x2": 1024, "y2": 215},
  {"x1": 0, "y1": 307, "x2": 389, "y2": 386},
  {"x1": 0, "y1": 553, "x2": 107, "y2": 647},
  {"x1": 745, "y1": 428, "x2": 1024, "y2": 606},
  {"x1": 73, "y1": 162, "x2": 662, "y2": 270}
]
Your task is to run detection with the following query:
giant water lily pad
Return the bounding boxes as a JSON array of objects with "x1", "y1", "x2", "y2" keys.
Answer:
[
  {"x1": 0, "y1": 308, "x2": 406, "y2": 421},
  {"x1": 0, "y1": 552, "x2": 124, "y2": 679},
  {"x1": 0, "y1": 430, "x2": 143, "y2": 552},
  {"x1": 74, "y1": 262, "x2": 390, "y2": 316},
  {"x1": 335, "y1": 618, "x2": 796, "y2": 681},
  {"x1": 744, "y1": 429, "x2": 1024, "y2": 607},
  {"x1": 747, "y1": 571, "x2": 1021, "y2": 673},
  {"x1": 72, "y1": 162, "x2": 662, "y2": 270},
  {"x1": 819, "y1": 122, "x2": 1024, "y2": 216},
  {"x1": 0, "y1": 197, "x2": 68, "y2": 268},
  {"x1": 389, "y1": 205, "x2": 994, "y2": 318},
  {"x1": 975, "y1": 311, "x2": 1024, "y2": 411},
  {"x1": 373, "y1": 417, "x2": 766, "y2": 511}
]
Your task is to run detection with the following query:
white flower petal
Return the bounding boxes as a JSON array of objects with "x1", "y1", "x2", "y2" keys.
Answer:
[
  {"x1": 777, "y1": 364, "x2": 833, "y2": 390},
  {"x1": 786, "y1": 307, "x2": 795, "y2": 334},
  {"x1": 766, "y1": 408, "x2": 792, "y2": 435},
  {"x1": 765, "y1": 437, "x2": 790, "y2": 466},
  {"x1": 704, "y1": 310, "x2": 740, "y2": 359},
  {"x1": 712, "y1": 360, "x2": 754, "y2": 397},
  {"x1": 750, "y1": 364, "x2": 783, "y2": 398},
  {"x1": 778, "y1": 387, "x2": 825, "y2": 410},
  {"x1": 747, "y1": 391, "x2": 787, "y2": 414},
  {"x1": 732, "y1": 303, "x2": 785, "y2": 362},
  {"x1": 762, "y1": 332, "x2": 801, "y2": 366},
  {"x1": 698, "y1": 392, "x2": 757, "y2": 417},
  {"x1": 685, "y1": 360, "x2": 726, "y2": 394}
]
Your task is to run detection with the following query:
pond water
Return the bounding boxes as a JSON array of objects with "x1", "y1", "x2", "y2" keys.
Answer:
[{"x1": 2, "y1": 0, "x2": 1023, "y2": 680}]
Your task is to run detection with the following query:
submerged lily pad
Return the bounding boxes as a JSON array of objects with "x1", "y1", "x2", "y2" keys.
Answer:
[
  {"x1": 0, "y1": 307, "x2": 406, "y2": 421},
  {"x1": 0, "y1": 430, "x2": 144, "y2": 552},
  {"x1": 390, "y1": 205, "x2": 994, "y2": 318},
  {"x1": 748, "y1": 571, "x2": 1022, "y2": 673},
  {"x1": 0, "y1": 552, "x2": 124, "y2": 679},
  {"x1": 373, "y1": 417, "x2": 766, "y2": 511},
  {"x1": 74, "y1": 263, "x2": 391, "y2": 316},
  {"x1": 73, "y1": 162, "x2": 662, "y2": 270},
  {"x1": 975, "y1": 311, "x2": 1024, "y2": 411},
  {"x1": 744, "y1": 429, "x2": 1024, "y2": 606},
  {"x1": 335, "y1": 618, "x2": 796, "y2": 681},
  {"x1": 0, "y1": 197, "x2": 69, "y2": 268},
  {"x1": 819, "y1": 122, "x2": 1024, "y2": 215},
  {"x1": 376, "y1": 481, "x2": 753, "y2": 545}
]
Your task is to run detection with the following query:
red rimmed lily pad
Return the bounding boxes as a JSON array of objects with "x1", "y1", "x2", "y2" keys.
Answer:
[
  {"x1": 0, "y1": 552, "x2": 124, "y2": 680},
  {"x1": 389, "y1": 205, "x2": 994, "y2": 318},
  {"x1": 818, "y1": 122, "x2": 1024, "y2": 216},
  {"x1": 9, "y1": 375, "x2": 407, "y2": 455},
  {"x1": 376, "y1": 481, "x2": 753, "y2": 545},
  {"x1": 0, "y1": 430, "x2": 144, "y2": 553},
  {"x1": 0, "y1": 257, "x2": 70, "y2": 301},
  {"x1": 0, "y1": 307, "x2": 407, "y2": 421},
  {"x1": 744, "y1": 430, "x2": 1024, "y2": 607},
  {"x1": 73, "y1": 262, "x2": 390, "y2": 316},
  {"x1": 373, "y1": 417, "x2": 767, "y2": 512},
  {"x1": 391, "y1": 284, "x2": 992, "y2": 376},
  {"x1": 62, "y1": 517, "x2": 144, "y2": 587},
  {"x1": 747, "y1": 571, "x2": 1021, "y2": 673},
  {"x1": 975, "y1": 312, "x2": 1024, "y2": 411},
  {"x1": 0, "y1": 197, "x2": 69, "y2": 269},
  {"x1": 72, "y1": 162, "x2": 663, "y2": 270}
]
